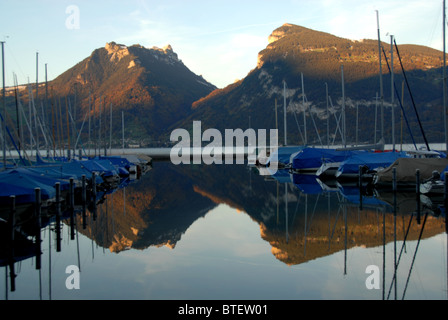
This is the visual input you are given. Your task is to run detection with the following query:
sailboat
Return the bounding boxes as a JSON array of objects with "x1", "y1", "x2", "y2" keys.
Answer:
[
  {"x1": 291, "y1": 147, "x2": 363, "y2": 174},
  {"x1": 264, "y1": 80, "x2": 306, "y2": 169},
  {"x1": 374, "y1": 3, "x2": 448, "y2": 190}
]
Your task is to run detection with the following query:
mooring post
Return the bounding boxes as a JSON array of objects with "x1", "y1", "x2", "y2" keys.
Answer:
[
  {"x1": 392, "y1": 167, "x2": 397, "y2": 193},
  {"x1": 34, "y1": 188, "x2": 41, "y2": 219},
  {"x1": 8, "y1": 195, "x2": 15, "y2": 242},
  {"x1": 34, "y1": 188, "x2": 42, "y2": 270},
  {"x1": 445, "y1": 172, "x2": 448, "y2": 233},
  {"x1": 91, "y1": 171, "x2": 98, "y2": 221},
  {"x1": 70, "y1": 178, "x2": 75, "y2": 240},
  {"x1": 55, "y1": 182, "x2": 62, "y2": 252},
  {"x1": 416, "y1": 169, "x2": 421, "y2": 224},
  {"x1": 358, "y1": 165, "x2": 363, "y2": 210},
  {"x1": 70, "y1": 178, "x2": 75, "y2": 210},
  {"x1": 92, "y1": 172, "x2": 97, "y2": 199},
  {"x1": 393, "y1": 167, "x2": 397, "y2": 220},
  {"x1": 82, "y1": 174, "x2": 87, "y2": 229},
  {"x1": 8, "y1": 195, "x2": 16, "y2": 292},
  {"x1": 82, "y1": 175, "x2": 86, "y2": 205}
]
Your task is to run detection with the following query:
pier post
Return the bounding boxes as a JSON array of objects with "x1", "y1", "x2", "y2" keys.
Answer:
[
  {"x1": 8, "y1": 195, "x2": 16, "y2": 292},
  {"x1": 393, "y1": 167, "x2": 397, "y2": 227},
  {"x1": 445, "y1": 172, "x2": 448, "y2": 233},
  {"x1": 34, "y1": 188, "x2": 42, "y2": 270},
  {"x1": 416, "y1": 169, "x2": 421, "y2": 224},
  {"x1": 92, "y1": 172, "x2": 97, "y2": 199},
  {"x1": 8, "y1": 196, "x2": 15, "y2": 242},
  {"x1": 358, "y1": 165, "x2": 363, "y2": 210},
  {"x1": 69, "y1": 178, "x2": 75, "y2": 240},
  {"x1": 82, "y1": 174, "x2": 87, "y2": 229},
  {"x1": 55, "y1": 182, "x2": 62, "y2": 252},
  {"x1": 392, "y1": 167, "x2": 397, "y2": 193},
  {"x1": 91, "y1": 171, "x2": 97, "y2": 221}
]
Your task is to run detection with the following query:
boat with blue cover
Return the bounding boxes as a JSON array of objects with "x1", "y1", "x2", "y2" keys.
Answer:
[
  {"x1": 266, "y1": 146, "x2": 305, "y2": 169},
  {"x1": 291, "y1": 147, "x2": 362, "y2": 174},
  {"x1": 75, "y1": 159, "x2": 120, "y2": 186},
  {"x1": 99, "y1": 156, "x2": 135, "y2": 175},
  {"x1": 0, "y1": 167, "x2": 70, "y2": 206},
  {"x1": 335, "y1": 151, "x2": 408, "y2": 180},
  {"x1": 28, "y1": 162, "x2": 105, "y2": 191}
]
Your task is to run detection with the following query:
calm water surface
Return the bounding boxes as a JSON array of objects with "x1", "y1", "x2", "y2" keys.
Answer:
[{"x1": 1, "y1": 161, "x2": 447, "y2": 300}]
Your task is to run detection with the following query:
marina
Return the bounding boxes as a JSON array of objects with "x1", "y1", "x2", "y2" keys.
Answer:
[
  {"x1": 2, "y1": 0, "x2": 448, "y2": 304},
  {"x1": 0, "y1": 160, "x2": 447, "y2": 300}
]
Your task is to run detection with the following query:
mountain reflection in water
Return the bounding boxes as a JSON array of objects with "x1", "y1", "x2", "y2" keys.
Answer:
[{"x1": 1, "y1": 161, "x2": 447, "y2": 300}]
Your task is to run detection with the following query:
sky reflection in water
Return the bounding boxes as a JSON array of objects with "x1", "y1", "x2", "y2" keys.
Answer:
[{"x1": 1, "y1": 162, "x2": 447, "y2": 300}]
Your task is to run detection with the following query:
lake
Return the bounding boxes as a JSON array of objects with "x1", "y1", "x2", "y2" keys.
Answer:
[{"x1": 1, "y1": 160, "x2": 447, "y2": 301}]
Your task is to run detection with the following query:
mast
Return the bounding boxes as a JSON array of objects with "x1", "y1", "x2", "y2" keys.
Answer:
[
  {"x1": 444, "y1": 0, "x2": 447, "y2": 153},
  {"x1": 122, "y1": 111, "x2": 124, "y2": 154},
  {"x1": 356, "y1": 103, "x2": 359, "y2": 145},
  {"x1": 45, "y1": 64, "x2": 49, "y2": 157},
  {"x1": 66, "y1": 97, "x2": 70, "y2": 159},
  {"x1": 391, "y1": 34, "x2": 396, "y2": 152},
  {"x1": 326, "y1": 83, "x2": 329, "y2": 148},
  {"x1": 109, "y1": 102, "x2": 112, "y2": 155},
  {"x1": 1, "y1": 41, "x2": 6, "y2": 169},
  {"x1": 301, "y1": 73, "x2": 307, "y2": 145},
  {"x1": 341, "y1": 65, "x2": 346, "y2": 148},
  {"x1": 283, "y1": 80, "x2": 287, "y2": 146},
  {"x1": 275, "y1": 98, "x2": 278, "y2": 132},
  {"x1": 88, "y1": 92, "x2": 91, "y2": 157},
  {"x1": 13, "y1": 74, "x2": 21, "y2": 154},
  {"x1": 376, "y1": 10, "x2": 385, "y2": 144},
  {"x1": 36, "y1": 52, "x2": 39, "y2": 105}
]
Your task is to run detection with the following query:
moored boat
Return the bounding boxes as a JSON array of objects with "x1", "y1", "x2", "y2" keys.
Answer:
[{"x1": 374, "y1": 157, "x2": 448, "y2": 190}]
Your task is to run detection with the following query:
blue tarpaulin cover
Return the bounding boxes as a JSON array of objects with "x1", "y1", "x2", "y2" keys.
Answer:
[
  {"x1": 267, "y1": 146, "x2": 304, "y2": 167},
  {"x1": 292, "y1": 148, "x2": 364, "y2": 171},
  {"x1": 0, "y1": 168, "x2": 69, "y2": 205},
  {"x1": 336, "y1": 151, "x2": 408, "y2": 177}
]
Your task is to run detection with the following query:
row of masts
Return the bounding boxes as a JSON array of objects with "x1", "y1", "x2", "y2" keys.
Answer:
[
  {"x1": 0, "y1": 46, "x2": 127, "y2": 169},
  {"x1": 277, "y1": 8, "x2": 446, "y2": 152}
]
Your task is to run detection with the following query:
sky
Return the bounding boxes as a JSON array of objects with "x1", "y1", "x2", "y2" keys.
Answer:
[{"x1": 0, "y1": 0, "x2": 446, "y2": 89}]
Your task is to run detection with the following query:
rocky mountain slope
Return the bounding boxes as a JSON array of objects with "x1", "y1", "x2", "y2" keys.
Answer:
[
  {"x1": 176, "y1": 23, "x2": 446, "y2": 147},
  {"x1": 7, "y1": 42, "x2": 216, "y2": 148},
  {"x1": 5, "y1": 23, "x2": 446, "y2": 149}
]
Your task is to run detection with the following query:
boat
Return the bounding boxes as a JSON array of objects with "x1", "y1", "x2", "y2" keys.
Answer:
[
  {"x1": 266, "y1": 146, "x2": 305, "y2": 169},
  {"x1": 99, "y1": 155, "x2": 135, "y2": 175},
  {"x1": 28, "y1": 161, "x2": 103, "y2": 184},
  {"x1": 291, "y1": 147, "x2": 361, "y2": 174},
  {"x1": 335, "y1": 151, "x2": 408, "y2": 180},
  {"x1": 76, "y1": 159, "x2": 120, "y2": 186},
  {"x1": 374, "y1": 157, "x2": 448, "y2": 190},
  {"x1": 0, "y1": 167, "x2": 70, "y2": 206},
  {"x1": 419, "y1": 165, "x2": 448, "y2": 195}
]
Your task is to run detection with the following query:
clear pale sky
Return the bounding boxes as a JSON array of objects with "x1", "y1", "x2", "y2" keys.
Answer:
[{"x1": 0, "y1": 0, "x2": 446, "y2": 89}]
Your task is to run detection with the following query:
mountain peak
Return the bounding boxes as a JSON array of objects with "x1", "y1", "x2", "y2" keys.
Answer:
[
  {"x1": 148, "y1": 43, "x2": 179, "y2": 62},
  {"x1": 47, "y1": 40, "x2": 216, "y2": 143},
  {"x1": 105, "y1": 41, "x2": 130, "y2": 62},
  {"x1": 267, "y1": 23, "x2": 299, "y2": 44}
]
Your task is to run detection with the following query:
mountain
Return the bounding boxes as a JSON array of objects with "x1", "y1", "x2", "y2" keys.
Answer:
[
  {"x1": 175, "y1": 23, "x2": 446, "y2": 147},
  {"x1": 5, "y1": 24, "x2": 446, "y2": 150},
  {"x1": 14, "y1": 42, "x2": 216, "y2": 147}
]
